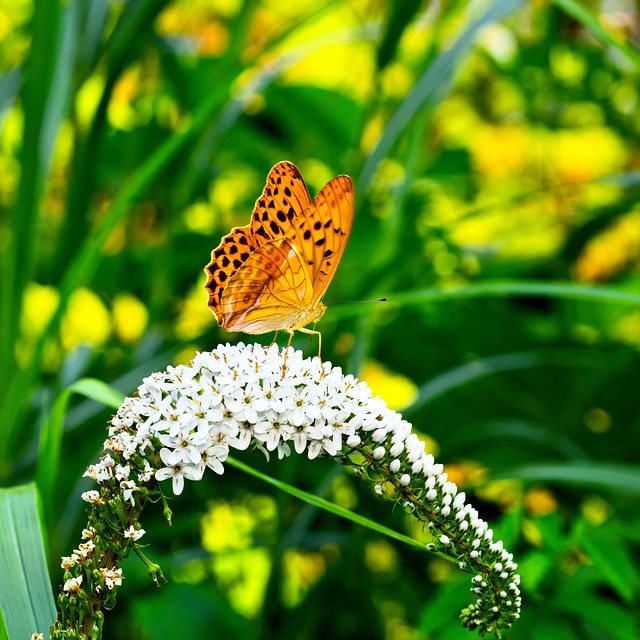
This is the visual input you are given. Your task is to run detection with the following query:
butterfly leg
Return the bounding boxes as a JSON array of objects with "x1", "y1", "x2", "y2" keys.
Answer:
[
  {"x1": 281, "y1": 330, "x2": 295, "y2": 378},
  {"x1": 268, "y1": 331, "x2": 279, "y2": 347},
  {"x1": 297, "y1": 327, "x2": 323, "y2": 376}
]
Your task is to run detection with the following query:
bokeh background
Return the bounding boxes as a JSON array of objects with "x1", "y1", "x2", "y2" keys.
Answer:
[{"x1": 1, "y1": 0, "x2": 640, "y2": 638}]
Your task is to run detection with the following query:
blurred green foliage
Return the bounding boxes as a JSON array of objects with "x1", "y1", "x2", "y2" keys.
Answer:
[{"x1": 1, "y1": 0, "x2": 640, "y2": 638}]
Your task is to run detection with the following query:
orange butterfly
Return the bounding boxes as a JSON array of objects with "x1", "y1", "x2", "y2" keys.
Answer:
[{"x1": 204, "y1": 161, "x2": 354, "y2": 354}]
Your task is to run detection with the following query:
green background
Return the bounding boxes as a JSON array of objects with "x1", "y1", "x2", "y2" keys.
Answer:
[{"x1": 1, "y1": 0, "x2": 639, "y2": 638}]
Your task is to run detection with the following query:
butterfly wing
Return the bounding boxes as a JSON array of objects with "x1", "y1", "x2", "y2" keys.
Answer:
[
  {"x1": 204, "y1": 161, "x2": 353, "y2": 334},
  {"x1": 249, "y1": 161, "x2": 312, "y2": 245},
  {"x1": 204, "y1": 226, "x2": 256, "y2": 325},
  {"x1": 219, "y1": 236, "x2": 314, "y2": 334},
  {"x1": 249, "y1": 163, "x2": 354, "y2": 305},
  {"x1": 300, "y1": 175, "x2": 354, "y2": 305}
]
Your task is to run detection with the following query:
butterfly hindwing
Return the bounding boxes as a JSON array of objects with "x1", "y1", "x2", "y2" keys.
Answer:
[
  {"x1": 204, "y1": 226, "x2": 255, "y2": 322},
  {"x1": 220, "y1": 236, "x2": 313, "y2": 334}
]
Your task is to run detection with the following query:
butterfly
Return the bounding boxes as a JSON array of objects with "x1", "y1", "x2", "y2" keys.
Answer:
[{"x1": 204, "y1": 161, "x2": 354, "y2": 355}]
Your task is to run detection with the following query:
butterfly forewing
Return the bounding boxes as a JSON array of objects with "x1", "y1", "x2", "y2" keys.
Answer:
[
  {"x1": 301, "y1": 175, "x2": 354, "y2": 305},
  {"x1": 250, "y1": 162, "x2": 312, "y2": 245}
]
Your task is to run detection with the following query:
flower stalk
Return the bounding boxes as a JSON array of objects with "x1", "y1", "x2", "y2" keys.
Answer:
[{"x1": 48, "y1": 343, "x2": 521, "y2": 639}]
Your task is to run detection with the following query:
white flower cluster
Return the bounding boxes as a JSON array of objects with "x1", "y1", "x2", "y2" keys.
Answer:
[
  {"x1": 99, "y1": 342, "x2": 521, "y2": 633},
  {"x1": 107, "y1": 343, "x2": 400, "y2": 495}
]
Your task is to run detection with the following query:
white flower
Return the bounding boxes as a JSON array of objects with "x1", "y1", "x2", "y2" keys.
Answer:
[
  {"x1": 138, "y1": 460, "x2": 154, "y2": 483},
  {"x1": 103, "y1": 339, "x2": 521, "y2": 633},
  {"x1": 124, "y1": 526, "x2": 145, "y2": 541},
  {"x1": 81, "y1": 490, "x2": 102, "y2": 504},
  {"x1": 155, "y1": 463, "x2": 197, "y2": 496},
  {"x1": 63, "y1": 576, "x2": 83, "y2": 594},
  {"x1": 159, "y1": 431, "x2": 204, "y2": 466},
  {"x1": 121, "y1": 480, "x2": 138, "y2": 505},
  {"x1": 200, "y1": 443, "x2": 228, "y2": 475},
  {"x1": 101, "y1": 566, "x2": 123, "y2": 590}
]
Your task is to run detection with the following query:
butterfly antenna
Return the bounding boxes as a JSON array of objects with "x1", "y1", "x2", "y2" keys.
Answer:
[{"x1": 327, "y1": 297, "x2": 388, "y2": 305}]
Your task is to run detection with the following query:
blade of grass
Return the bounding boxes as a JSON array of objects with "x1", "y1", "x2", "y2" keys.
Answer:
[
  {"x1": 226, "y1": 457, "x2": 425, "y2": 551},
  {"x1": 54, "y1": 0, "x2": 168, "y2": 279},
  {"x1": 0, "y1": 484, "x2": 56, "y2": 639},
  {"x1": 448, "y1": 418, "x2": 590, "y2": 460},
  {"x1": 330, "y1": 281, "x2": 640, "y2": 322},
  {"x1": 0, "y1": 0, "x2": 64, "y2": 397},
  {"x1": 405, "y1": 348, "x2": 628, "y2": 414},
  {"x1": 358, "y1": 0, "x2": 527, "y2": 190},
  {"x1": 495, "y1": 462, "x2": 640, "y2": 495},
  {"x1": 553, "y1": 0, "x2": 640, "y2": 70},
  {"x1": 36, "y1": 378, "x2": 124, "y2": 520},
  {"x1": 37, "y1": 381, "x2": 122, "y2": 525}
]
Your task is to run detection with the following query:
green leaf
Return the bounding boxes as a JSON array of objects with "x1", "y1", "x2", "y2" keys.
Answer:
[
  {"x1": 405, "y1": 347, "x2": 624, "y2": 412},
  {"x1": 388, "y1": 281, "x2": 640, "y2": 308},
  {"x1": 575, "y1": 520, "x2": 640, "y2": 602},
  {"x1": 0, "y1": 0, "x2": 65, "y2": 397},
  {"x1": 0, "y1": 484, "x2": 56, "y2": 639},
  {"x1": 496, "y1": 462, "x2": 640, "y2": 494},
  {"x1": 36, "y1": 378, "x2": 124, "y2": 519}
]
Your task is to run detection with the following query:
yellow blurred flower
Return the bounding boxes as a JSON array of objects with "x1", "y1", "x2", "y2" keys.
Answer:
[
  {"x1": 272, "y1": 5, "x2": 375, "y2": 102},
  {"x1": 575, "y1": 210, "x2": 640, "y2": 282},
  {"x1": 108, "y1": 66, "x2": 142, "y2": 131},
  {"x1": 21, "y1": 282, "x2": 59, "y2": 338},
  {"x1": 451, "y1": 196, "x2": 565, "y2": 261},
  {"x1": 550, "y1": 126, "x2": 627, "y2": 183},
  {"x1": 175, "y1": 282, "x2": 215, "y2": 340},
  {"x1": 18, "y1": 282, "x2": 61, "y2": 370},
  {"x1": 112, "y1": 293, "x2": 148, "y2": 344},
  {"x1": 0, "y1": 0, "x2": 31, "y2": 67},
  {"x1": 202, "y1": 497, "x2": 276, "y2": 617},
  {"x1": 581, "y1": 495, "x2": 611, "y2": 527},
  {"x1": 157, "y1": 0, "x2": 231, "y2": 55},
  {"x1": 212, "y1": 547, "x2": 271, "y2": 617},
  {"x1": 471, "y1": 124, "x2": 528, "y2": 179},
  {"x1": 183, "y1": 201, "x2": 217, "y2": 235},
  {"x1": 364, "y1": 540, "x2": 398, "y2": 575},
  {"x1": 476, "y1": 479, "x2": 522, "y2": 511},
  {"x1": 524, "y1": 486, "x2": 558, "y2": 517},
  {"x1": 360, "y1": 360, "x2": 417, "y2": 411},
  {"x1": 610, "y1": 310, "x2": 640, "y2": 350},
  {"x1": 443, "y1": 460, "x2": 486, "y2": 487},
  {"x1": 61, "y1": 288, "x2": 111, "y2": 350},
  {"x1": 282, "y1": 549, "x2": 327, "y2": 606},
  {"x1": 550, "y1": 45, "x2": 586, "y2": 86},
  {"x1": 202, "y1": 500, "x2": 255, "y2": 553},
  {"x1": 583, "y1": 407, "x2": 612, "y2": 434},
  {"x1": 75, "y1": 74, "x2": 106, "y2": 132},
  {"x1": 209, "y1": 166, "x2": 260, "y2": 227}
]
